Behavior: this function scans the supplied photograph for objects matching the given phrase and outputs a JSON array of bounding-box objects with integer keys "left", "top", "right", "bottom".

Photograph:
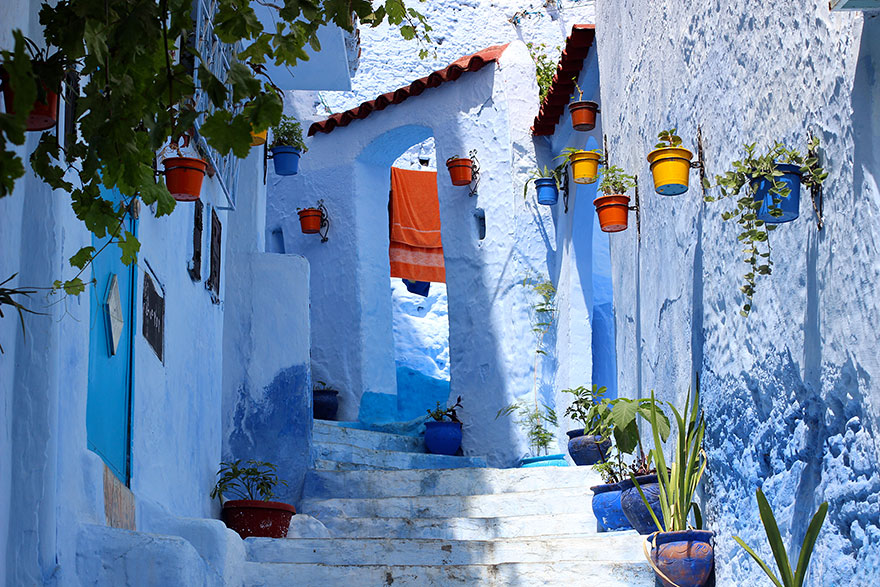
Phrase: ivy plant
[
  {"left": 210, "top": 459, "right": 288, "bottom": 502},
  {"left": 705, "top": 138, "right": 828, "bottom": 316}
]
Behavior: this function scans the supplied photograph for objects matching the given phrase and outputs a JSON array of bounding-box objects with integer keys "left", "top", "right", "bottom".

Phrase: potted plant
[
  {"left": 647, "top": 128, "right": 694, "bottom": 195},
  {"left": 446, "top": 155, "right": 474, "bottom": 186},
  {"left": 631, "top": 379, "right": 713, "bottom": 587},
  {"left": 161, "top": 134, "right": 208, "bottom": 202},
  {"left": 496, "top": 402, "right": 566, "bottom": 467},
  {"left": 425, "top": 396, "right": 463, "bottom": 456},
  {"left": 297, "top": 202, "right": 325, "bottom": 235},
  {"left": 568, "top": 78, "right": 600, "bottom": 132},
  {"left": 734, "top": 488, "right": 828, "bottom": 587},
  {"left": 270, "top": 114, "right": 307, "bottom": 176},
  {"left": 0, "top": 36, "right": 67, "bottom": 131},
  {"left": 561, "top": 384, "right": 611, "bottom": 465},
  {"left": 211, "top": 460, "right": 295, "bottom": 539},
  {"left": 706, "top": 139, "right": 828, "bottom": 316},
  {"left": 523, "top": 164, "right": 564, "bottom": 206},
  {"left": 313, "top": 380, "right": 339, "bottom": 420},
  {"left": 558, "top": 147, "right": 602, "bottom": 185},
  {"left": 594, "top": 165, "right": 637, "bottom": 232}
]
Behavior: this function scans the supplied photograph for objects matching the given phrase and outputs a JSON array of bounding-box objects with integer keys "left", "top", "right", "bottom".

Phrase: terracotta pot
[
  {"left": 446, "top": 157, "right": 473, "bottom": 186},
  {"left": 649, "top": 530, "right": 715, "bottom": 587},
  {"left": 298, "top": 208, "right": 323, "bottom": 234},
  {"left": 569, "top": 100, "right": 600, "bottom": 131},
  {"left": 162, "top": 157, "right": 207, "bottom": 202},
  {"left": 221, "top": 500, "right": 296, "bottom": 539},
  {"left": 593, "top": 194, "right": 630, "bottom": 233},
  {"left": 1, "top": 78, "right": 59, "bottom": 131}
]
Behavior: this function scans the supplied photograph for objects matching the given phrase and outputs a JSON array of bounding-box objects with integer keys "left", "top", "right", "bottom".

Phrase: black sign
[{"left": 142, "top": 272, "right": 164, "bottom": 362}]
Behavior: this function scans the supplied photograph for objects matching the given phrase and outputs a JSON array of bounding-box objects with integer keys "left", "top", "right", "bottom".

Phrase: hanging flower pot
[
  {"left": 424, "top": 421, "right": 462, "bottom": 456},
  {"left": 569, "top": 100, "right": 600, "bottom": 131},
  {"left": 446, "top": 157, "right": 474, "bottom": 186},
  {"left": 647, "top": 146, "right": 694, "bottom": 196},
  {"left": 250, "top": 129, "right": 267, "bottom": 147},
  {"left": 535, "top": 177, "right": 559, "bottom": 206},
  {"left": 162, "top": 156, "right": 207, "bottom": 202},
  {"left": 220, "top": 500, "right": 296, "bottom": 539},
  {"left": 647, "top": 530, "right": 715, "bottom": 587},
  {"left": 1, "top": 83, "right": 59, "bottom": 131},
  {"left": 298, "top": 208, "right": 323, "bottom": 234},
  {"left": 751, "top": 163, "right": 802, "bottom": 223},
  {"left": 593, "top": 195, "right": 630, "bottom": 232},
  {"left": 590, "top": 482, "right": 633, "bottom": 532},
  {"left": 269, "top": 114, "right": 308, "bottom": 176},
  {"left": 569, "top": 150, "right": 601, "bottom": 184},
  {"left": 271, "top": 146, "right": 302, "bottom": 176}
]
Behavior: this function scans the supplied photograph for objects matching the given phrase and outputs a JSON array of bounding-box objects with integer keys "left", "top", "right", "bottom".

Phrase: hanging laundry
[
  {"left": 402, "top": 279, "right": 430, "bottom": 297},
  {"left": 389, "top": 167, "right": 446, "bottom": 283}
]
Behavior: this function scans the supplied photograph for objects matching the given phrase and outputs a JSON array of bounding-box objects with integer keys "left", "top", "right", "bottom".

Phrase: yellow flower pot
[
  {"left": 646, "top": 147, "right": 693, "bottom": 195},
  {"left": 569, "top": 150, "right": 602, "bottom": 184},
  {"left": 250, "top": 129, "right": 268, "bottom": 147}
]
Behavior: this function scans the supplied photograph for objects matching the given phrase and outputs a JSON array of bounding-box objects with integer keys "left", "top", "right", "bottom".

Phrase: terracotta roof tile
[
  {"left": 532, "top": 25, "right": 596, "bottom": 136},
  {"left": 308, "top": 44, "right": 510, "bottom": 136}
]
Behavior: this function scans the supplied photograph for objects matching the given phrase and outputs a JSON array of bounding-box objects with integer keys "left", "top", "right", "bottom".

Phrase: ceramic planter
[
  {"left": 535, "top": 177, "right": 559, "bottom": 205},
  {"left": 424, "top": 421, "right": 462, "bottom": 456},
  {"left": 298, "top": 208, "right": 323, "bottom": 234},
  {"left": 647, "top": 147, "right": 694, "bottom": 196},
  {"left": 569, "top": 100, "right": 600, "bottom": 131},
  {"left": 162, "top": 157, "right": 207, "bottom": 202},
  {"left": 446, "top": 157, "right": 474, "bottom": 186},
  {"left": 593, "top": 194, "right": 630, "bottom": 233},
  {"left": 649, "top": 530, "right": 715, "bottom": 587},
  {"left": 569, "top": 150, "right": 601, "bottom": 184},
  {"left": 520, "top": 454, "right": 569, "bottom": 468},
  {"left": 313, "top": 388, "right": 339, "bottom": 420},
  {"left": 618, "top": 474, "right": 664, "bottom": 535},
  {"left": 271, "top": 146, "right": 302, "bottom": 176},
  {"left": 221, "top": 500, "right": 296, "bottom": 539},
  {"left": 751, "top": 163, "right": 802, "bottom": 223},
  {"left": 590, "top": 483, "right": 633, "bottom": 532},
  {"left": 565, "top": 429, "right": 611, "bottom": 466},
  {"left": 0, "top": 74, "right": 59, "bottom": 131}
]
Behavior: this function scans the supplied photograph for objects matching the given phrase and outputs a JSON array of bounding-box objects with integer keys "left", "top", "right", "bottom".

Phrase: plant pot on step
[
  {"left": 162, "top": 157, "right": 207, "bottom": 202},
  {"left": 0, "top": 72, "right": 59, "bottom": 131},
  {"left": 271, "top": 146, "right": 302, "bottom": 176},
  {"left": 751, "top": 163, "right": 802, "bottom": 223},
  {"left": 221, "top": 500, "right": 296, "bottom": 539},
  {"left": 566, "top": 429, "right": 611, "bottom": 466},
  {"left": 424, "top": 421, "right": 462, "bottom": 456},
  {"left": 647, "top": 146, "right": 694, "bottom": 196},
  {"left": 593, "top": 194, "right": 630, "bottom": 233},
  {"left": 647, "top": 530, "right": 715, "bottom": 587},
  {"left": 446, "top": 157, "right": 474, "bottom": 186},
  {"left": 618, "top": 474, "right": 664, "bottom": 535},
  {"left": 535, "top": 177, "right": 559, "bottom": 205},
  {"left": 520, "top": 453, "right": 569, "bottom": 468},
  {"left": 569, "top": 100, "right": 600, "bottom": 131},
  {"left": 313, "top": 388, "right": 339, "bottom": 420},
  {"left": 569, "top": 150, "right": 601, "bottom": 184},
  {"left": 590, "top": 482, "right": 633, "bottom": 532},
  {"left": 298, "top": 208, "right": 323, "bottom": 234}
]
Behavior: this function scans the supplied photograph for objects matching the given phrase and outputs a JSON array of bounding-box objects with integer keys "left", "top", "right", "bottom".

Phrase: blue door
[{"left": 86, "top": 188, "right": 136, "bottom": 483}]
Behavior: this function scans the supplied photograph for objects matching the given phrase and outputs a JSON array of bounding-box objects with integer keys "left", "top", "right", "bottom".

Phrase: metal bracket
[
  {"left": 263, "top": 141, "right": 268, "bottom": 185},
  {"left": 629, "top": 174, "right": 641, "bottom": 242},
  {"left": 317, "top": 199, "right": 330, "bottom": 243},
  {"left": 807, "top": 132, "right": 824, "bottom": 231},
  {"left": 562, "top": 164, "right": 570, "bottom": 213},
  {"left": 603, "top": 134, "right": 610, "bottom": 168},
  {"left": 692, "top": 125, "right": 709, "bottom": 199},
  {"left": 468, "top": 149, "right": 481, "bottom": 197}
]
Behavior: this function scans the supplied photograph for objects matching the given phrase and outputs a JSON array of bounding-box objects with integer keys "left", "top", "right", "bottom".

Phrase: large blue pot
[
  {"left": 566, "top": 429, "right": 611, "bottom": 466},
  {"left": 649, "top": 529, "right": 715, "bottom": 587},
  {"left": 751, "top": 163, "right": 801, "bottom": 223},
  {"left": 619, "top": 474, "right": 664, "bottom": 535},
  {"left": 590, "top": 482, "right": 632, "bottom": 532},
  {"left": 520, "top": 453, "right": 569, "bottom": 467},
  {"left": 271, "top": 146, "right": 302, "bottom": 176},
  {"left": 535, "top": 177, "right": 559, "bottom": 205},
  {"left": 424, "top": 421, "right": 462, "bottom": 456}
]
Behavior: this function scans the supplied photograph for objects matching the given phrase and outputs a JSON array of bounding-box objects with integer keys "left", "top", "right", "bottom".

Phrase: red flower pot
[
  {"left": 594, "top": 194, "right": 630, "bottom": 233},
  {"left": 298, "top": 208, "right": 323, "bottom": 234},
  {"left": 569, "top": 100, "right": 600, "bottom": 132},
  {"left": 446, "top": 157, "right": 474, "bottom": 186},
  {"left": 162, "top": 157, "right": 207, "bottom": 202},
  {"left": 221, "top": 500, "right": 296, "bottom": 539},
  {"left": 1, "top": 78, "right": 59, "bottom": 131}
]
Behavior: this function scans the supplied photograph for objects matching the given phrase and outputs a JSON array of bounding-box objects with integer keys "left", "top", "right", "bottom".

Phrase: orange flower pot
[
  {"left": 594, "top": 194, "right": 630, "bottom": 233},
  {"left": 162, "top": 157, "right": 207, "bottom": 202},
  {"left": 446, "top": 157, "right": 474, "bottom": 186},
  {"left": 569, "top": 101, "right": 600, "bottom": 132},
  {"left": 298, "top": 208, "right": 323, "bottom": 234},
  {"left": 1, "top": 80, "right": 59, "bottom": 131}
]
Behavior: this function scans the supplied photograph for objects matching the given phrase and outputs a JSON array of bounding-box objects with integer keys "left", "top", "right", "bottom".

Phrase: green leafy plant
[
  {"left": 526, "top": 42, "right": 560, "bottom": 103},
  {"left": 599, "top": 165, "right": 637, "bottom": 195},
  {"left": 571, "top": 76, "right": 584, "bottom": 102},
  {"left": 655, "top": 128, "right": 683, "bottom": 149},
  {"left": 706, "top": 138, "right": 828, "bottom": 316},
  {"left": 0, "top": 273, "right": 44, "bottom": 353},
  {"left": 496, "top": 402, "right": 558, "bottom": 456},
  {"left": 523, "top": 164, "right": 564, "bottom": 199},
  {"left": 556, "top": 147, "right": 603, "bottom": 162},
  {"left": 733, "top": 489, "right": 828, "bottom": 587},
  {"left": 427, "top": 395, "right": 463, "bottom": 423},
  {"left": 270, "top": 114, "right": 307, "bottom": 151},
  {"left": 562, "top": 384, "right": 608, "bottom": 434},
  {"left": 210, "top": 459, "right": 288, "bottom": 502}
]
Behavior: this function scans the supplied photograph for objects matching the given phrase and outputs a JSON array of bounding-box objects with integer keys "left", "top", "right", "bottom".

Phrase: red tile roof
[
  {"left": 308, "top": 44, "right": 510, "bottom": 136},
  {"left": 531, "top": 24, "right": 596, "bottom": 136}
]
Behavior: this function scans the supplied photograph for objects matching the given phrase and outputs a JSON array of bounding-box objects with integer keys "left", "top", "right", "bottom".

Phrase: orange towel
[{"left": 389, "top": 167, "right": 446, "bottom": 283}]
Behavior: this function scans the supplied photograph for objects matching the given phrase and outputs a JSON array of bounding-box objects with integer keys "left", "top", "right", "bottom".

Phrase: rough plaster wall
[{"left": 596, "top": 1, "right": 880, "bottom": 583}]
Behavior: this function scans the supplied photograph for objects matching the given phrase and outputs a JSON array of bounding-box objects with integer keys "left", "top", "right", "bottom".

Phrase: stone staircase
[{"left": 241, "top": 420, "right": 655, "bottom": 586}]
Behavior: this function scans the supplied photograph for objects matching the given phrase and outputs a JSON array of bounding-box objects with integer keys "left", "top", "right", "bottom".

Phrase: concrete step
[
  {"left": 245, "top": 532, "right": 645, "bottom": 566},
  {"left": 313, "top": 421, "right": 425, "bottom": 453},
  {"left": 314, "top": 442, "right": 487, "bottom": 471},
  {"left": 304, "top": 465, "right": 602, "bottom": 499},
  {"left": 300, "top": 487, "right": 595, "bottom": 520},
  {"left": 242, "top": 559, "right": 655, "bottom": 586}
]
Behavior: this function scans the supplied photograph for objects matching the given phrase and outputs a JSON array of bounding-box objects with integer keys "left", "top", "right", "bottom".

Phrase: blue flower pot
[
  {"left": 520, "top": 453, "right": 569, "bottom": 467},
  {"left": 566, "top": 429, "right": 611, "bottom": 466},
  {"left": 424, "top": 421, "right": 462, "bottom": 456},
  {"left": 271, "top": 146, "right": 302, "bottom": 176},
  {"left": 618, "top": 474, "right": 664, "bottom": 535},
  {"left": 590, "top": 482, "right": 632, "bottom": 532},
  {"left": 750, "top": 163, "right": 801, "bottom": 223},
  {"left": 649, "top": 530, "right": 715, "bottom": 587},
  {"left": 535, "top": 178, "right": 559, "bottom": 205}
]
